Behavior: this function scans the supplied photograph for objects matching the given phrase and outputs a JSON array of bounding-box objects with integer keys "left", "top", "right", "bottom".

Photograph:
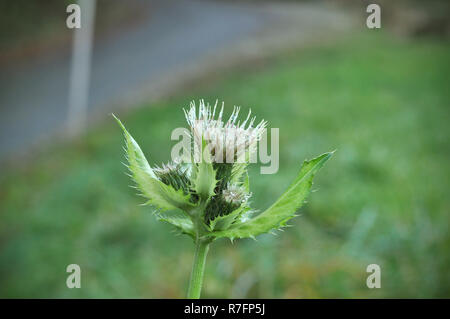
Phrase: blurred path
[{"left": 0, "top": 0, "right": 354, "bottom": 162}]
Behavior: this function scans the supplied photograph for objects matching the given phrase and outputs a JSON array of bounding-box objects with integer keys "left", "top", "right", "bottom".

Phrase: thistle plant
[{"left": 114, "top": 100, "right": 332, "bottom": 298}]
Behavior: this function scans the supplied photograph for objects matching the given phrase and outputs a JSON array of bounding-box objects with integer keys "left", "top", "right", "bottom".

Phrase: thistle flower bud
[
  {"left": 204, "top": 183, "right": 251, "bottom": 224},
  {"left": 154, "top": 160, "right": 191, "bottom": 196}
]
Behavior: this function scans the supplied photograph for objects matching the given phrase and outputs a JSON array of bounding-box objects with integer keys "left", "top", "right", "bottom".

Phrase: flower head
[{"left": 184, "top": 100, "right": 266, "bottom": 163}]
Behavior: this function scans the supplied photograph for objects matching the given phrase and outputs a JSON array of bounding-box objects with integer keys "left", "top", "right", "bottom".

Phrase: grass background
[{"left": 0, "top": 31, "right": 449, "bottom": 298}]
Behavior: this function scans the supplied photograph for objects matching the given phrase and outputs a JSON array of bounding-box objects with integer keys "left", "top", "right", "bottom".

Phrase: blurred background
[{"left": 0, "top": 0, "right": 449, "bottom": 298}]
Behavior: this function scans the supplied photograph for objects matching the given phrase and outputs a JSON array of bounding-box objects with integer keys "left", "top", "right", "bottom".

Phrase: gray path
[
  {"left": 0, "top": 0, "right": 353, "bottom": 163},
  {"left": 0, "top": 0, "right": 267, "bottom": 161}
]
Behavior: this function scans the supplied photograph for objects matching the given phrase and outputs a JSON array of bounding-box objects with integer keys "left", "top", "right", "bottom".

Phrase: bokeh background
[{"left": 0, "top": 0, "right": 449, "bottom": 298}]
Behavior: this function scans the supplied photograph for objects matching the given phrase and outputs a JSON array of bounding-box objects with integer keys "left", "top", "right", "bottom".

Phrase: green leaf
[
  {"left": 230, "top": 163, "right": 247, "bottom": 185},
  {"left": 207, "top": 152, "right": 333, "bottom": 240},
  {"left": 156, "top": 212, "right": 195, "bottom": 238},
  {"left": 243, "top": 171, "right": 250, "bottom": 193},
  {"left": 143, "top": 179, "right": 195, "bottom": 212},
  {"left": 114, "top": 114, "right": 194, "bottom": 211},
  {"left": 208, "top": 205, "right": 249, "bottom": 231},
  {"left": 193, "top": 138, "right": 217, "bottom": 201}
]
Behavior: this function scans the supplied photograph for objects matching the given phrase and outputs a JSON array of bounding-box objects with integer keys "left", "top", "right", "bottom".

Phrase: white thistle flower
[{"left": 184, "top": 100, "right": 267, "bottom": 163}]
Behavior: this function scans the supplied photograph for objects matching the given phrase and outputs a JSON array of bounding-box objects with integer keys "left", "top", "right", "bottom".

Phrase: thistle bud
[
  {"left": 222, "top": 184, "right": 251, "bottom": 206},
  {"left": 204, "top": 184, "right": 251, "bottom": 224},
  {"left": 154, "top": 161, "right": 191, "bottom": 196}
]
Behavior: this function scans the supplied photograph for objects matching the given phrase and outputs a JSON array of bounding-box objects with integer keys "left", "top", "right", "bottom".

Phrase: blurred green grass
[{"left": 1, "top": 32, "right": 449, "bottom": 298}]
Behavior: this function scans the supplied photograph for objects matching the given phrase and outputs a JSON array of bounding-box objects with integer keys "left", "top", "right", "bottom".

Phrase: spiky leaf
[
  {"left": 208, "top": 205, "right": 249, "bottom": 231},
  {"left": 243, "top": 171, "right": 250, "bottom": 193},
  {"left": 157, "top": 213, "right": 195, "bottom": 238},
  {"left": 207, "top": 152, "right": 333, "bottom": 240},
  {"left": 114, "top": 114, "right": 194, "bottom": 211}
]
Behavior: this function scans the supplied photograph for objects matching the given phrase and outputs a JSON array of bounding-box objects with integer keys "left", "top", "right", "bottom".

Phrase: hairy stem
[{"left": 187, "top": 238, "right": 210, "bottom": 299}]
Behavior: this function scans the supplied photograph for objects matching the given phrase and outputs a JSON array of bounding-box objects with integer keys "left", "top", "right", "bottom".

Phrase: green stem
[{"left": 187, "top": 238, "right": 210, "bottom": 299}]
